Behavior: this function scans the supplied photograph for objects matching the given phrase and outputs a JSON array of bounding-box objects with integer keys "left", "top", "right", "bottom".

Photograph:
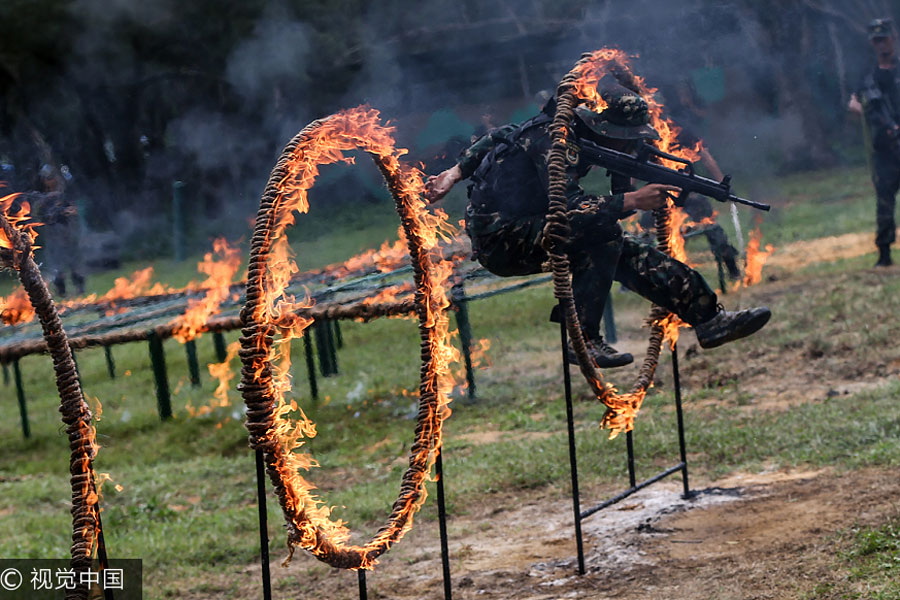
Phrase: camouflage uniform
[
  {"left": 460, "top": 99, "right": 718, "bottom": 339},
  {"left": 859, "top": 61, "right": 900, "bottom": 250}
]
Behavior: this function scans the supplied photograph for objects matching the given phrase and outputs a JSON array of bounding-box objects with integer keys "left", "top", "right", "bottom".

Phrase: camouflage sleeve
[{"left": 456, "top": 124, "right": 518, "bottom": 179}]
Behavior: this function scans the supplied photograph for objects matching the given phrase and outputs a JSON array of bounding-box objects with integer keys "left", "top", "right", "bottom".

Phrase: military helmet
[
  {"left": 869, "top": 18, "right": 894, "bottom": 40},
  {"left": 575, "top": 76, "right": 660, "bottom": 141}
]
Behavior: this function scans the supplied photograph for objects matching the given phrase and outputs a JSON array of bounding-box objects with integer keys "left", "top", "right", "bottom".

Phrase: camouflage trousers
[
  {"left": 467, "top": 210, "right": 718, "bottom": 338},
  {"left": 872, "top": 150, "right": 900, "bottom": 248}
]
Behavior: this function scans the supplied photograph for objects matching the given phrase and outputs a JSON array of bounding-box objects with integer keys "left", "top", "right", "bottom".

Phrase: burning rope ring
[
  {"left": 544, "top": 50, "right": 683, "bottom": 437},
  {"left": 0, "top": 209, "right": 99, "bottom": 599},
  {"left": 239, "top": 108, "right": 455, "bottom": 570}
]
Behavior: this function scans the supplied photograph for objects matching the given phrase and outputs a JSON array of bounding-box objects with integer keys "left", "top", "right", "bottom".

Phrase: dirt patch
[{"left": 245, "top": 467, "right": 898, "bottom": 600}]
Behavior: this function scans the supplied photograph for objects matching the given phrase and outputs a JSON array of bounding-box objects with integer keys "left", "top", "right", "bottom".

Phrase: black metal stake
[
  {"left": 302, "top": 333, "right": 319, "bottom": 402},
  {"left": 2, "top": 361, "right": 9, "bottom": 386},
  {"left": 213, "top": 331, "right": 228, "bottom": 363},
  {"left": 92, "top": 479, "right": 114, "bottom": 600},
  {"left": 12, "top": 359, "right": 30, "bottom": 438},
  {"left": 104, "top": 346, "right": 116, "bottom": 379},
  {"left": 147, "top": 331, "right": 172, "bottom": 421},
  {"left": 559, "top": 315, "right": 585, "bottom": 575},
  {"left": 625, "top": 430, "right": 636, "bottom": 489},
  {"left": 435, "top": 449, "right": 453, "bottom": 600},
  {"left": 451, "top": 284, "right": 477, "bottom": 401},
  {"left": 671, "top": 344, "right": 691, "bottom": 498},
  {"left": 314, "top": 320, "right": 330, "bottom": 377},
  {"left": 358, "top": 569, "right": 367, "bottom": 600},
  {"left": 185, "top": 339, "right": 201, "bottom": 387},
  {"left": 255, "top": 448, "right": 272, "bottom": 600},
  {"left": 333, "top": 320, "right": 343, "bottom": 348},
  {"left": 325, "top": 320, "right": 339, "bottom": 375}
]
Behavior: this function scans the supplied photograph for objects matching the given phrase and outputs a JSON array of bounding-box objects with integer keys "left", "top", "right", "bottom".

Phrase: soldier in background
[
  {"left": 29, "top": 164, "right": 85, "bottom": 296},
  {"left": 849, "top": 18, "right": 900, "bottom": 267}
]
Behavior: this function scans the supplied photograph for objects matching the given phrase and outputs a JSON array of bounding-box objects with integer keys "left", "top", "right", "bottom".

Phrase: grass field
[{"left": 1, "top": 165, "right": 899, "bottom": 599}]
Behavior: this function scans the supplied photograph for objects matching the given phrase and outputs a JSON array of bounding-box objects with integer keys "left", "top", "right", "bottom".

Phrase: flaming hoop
[
  {"left": 0, "top": 193, "right": 100, "bottom": 599},
  {"left": 239, "top": 107, "right": 456, "bottom": 570},
  {"left": 545, "top": 49, "right": 700, "bottom": 437}
]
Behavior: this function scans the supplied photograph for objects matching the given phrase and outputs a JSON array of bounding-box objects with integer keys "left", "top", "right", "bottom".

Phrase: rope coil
[
  {"left": 0, "top": 213, "right": 99, "bottom": 600},
  {"left": 238, "top": 109, "right": 455, "bottom": 570},
  {"left": 545, "top": 50, "right": 681, "bottom": 436}
]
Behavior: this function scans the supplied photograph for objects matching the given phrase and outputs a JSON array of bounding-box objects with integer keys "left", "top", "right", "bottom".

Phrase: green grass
[{"left": 1, "top": 165, "right": 898, "bottom": 598}]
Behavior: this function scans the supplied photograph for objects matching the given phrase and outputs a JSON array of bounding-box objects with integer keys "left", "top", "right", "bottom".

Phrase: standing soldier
[
  {"left": 30, "top": 164, "right": 86, "bottom": 297},
  {"left": 851, "top": 18, "right": 900, "bottom": 267}
]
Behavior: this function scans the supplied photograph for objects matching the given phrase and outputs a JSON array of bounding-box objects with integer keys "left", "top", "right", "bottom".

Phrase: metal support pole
[
  {"left": 2, "top": 361, "right": 9, "bottom": 386},
  {"left": 104, "top": 346, "right": 116, "bottom": 379},
  {"left": 255, "top": 449, "right": 272, "bottom": 600},
  {"left": 12, "top": 359, "right": 30, "bottom": 438},
  {"left": 358, "top": 569, "right": 368, "bottom": 600},
  {"left": 603, "top": 297, "right": 617, "bottom": 344},
  {"left": 185, "top": 339, "right": 201, "bottom": 387},
  {"left": 451, "top": 284, "right": 476, "bottom": 401},
  {"left": 147, "top": 331, "right": 172, "bottom": 421},
  {"left": 302, "top": 333, "right": 319, "bottom": 402},
  {"left": 559, "top": 313, "right": 585, "bottom": 575},
  {"left": 314, "top": 320, "right": 330, "bottom": 377},
  {"left": 172, "top": 181, "right": 186, "bottom": 262},
  {"left": 333, "top": 320, "right": 343, "bottom": 349},
  {"left": 625, "top": 430, "right": 636, "bottom": 488},
  {"left": 213, "top": 331, "right": 228, "bottom": 363},
  {"left": 671, "top": 344, "right": 691, "bottom": 498},
  {"left": 435, "top": 449, "right": 453, "bottom": 600},
  {"left": 325, "top": 320, "right": 339, "bottom": 375}
]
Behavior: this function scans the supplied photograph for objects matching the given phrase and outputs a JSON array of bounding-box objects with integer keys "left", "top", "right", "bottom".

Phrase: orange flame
[
  {"left": 172, "top": 238, "right": 242, "bottom": 343},
  {"left": 361, "top": 282, "right": 415, "bottom": 306},
  {"left": 100, "top": 266, "right": 171, "bottom": 314},
  {"left": 187, "top": 340, "right": 241, "bottom": 417},
  {"left": 1, "top": 286, "right": 35, "bottom": 325},
  {"left": 246, "top": 107, "right": 459, "bottom": 568},
  {"left": 742, "top": 227, "right": 774, "bottom": 287},
  {"left": 0, "top": 192, "right": 39, "bottom": 251}
]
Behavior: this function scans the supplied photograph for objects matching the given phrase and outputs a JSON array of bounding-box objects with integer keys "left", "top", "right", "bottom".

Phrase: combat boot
[
  {"left": 875, "top": 245, "right": 893, "bottom": 267},
  {"left": 693, "top": 305, "right": 771, "bottom": 349},
  {"left": 567, "top": 336, "right": 634, "bottom": 368}
]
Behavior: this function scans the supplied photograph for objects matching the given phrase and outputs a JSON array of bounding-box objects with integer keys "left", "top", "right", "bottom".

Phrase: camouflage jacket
[
  {"left": 859, "top": 63, "right": 900, "bottom": 153},
  {"left": 458, "top": 99, "right": 630, "bottom": 232}
]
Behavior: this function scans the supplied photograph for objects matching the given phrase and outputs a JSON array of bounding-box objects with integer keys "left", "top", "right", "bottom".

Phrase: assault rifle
[{"left": 577, "top": 139, "right": 771, "bottom": 212}]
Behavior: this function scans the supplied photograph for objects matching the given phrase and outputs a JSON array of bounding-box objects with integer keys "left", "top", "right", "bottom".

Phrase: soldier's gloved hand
[
  {"left": 623, "top": 184, "right": 681, "bottom": 212},
  {"left": 425, "top": 164, "right": 463, "bottom": 204}
]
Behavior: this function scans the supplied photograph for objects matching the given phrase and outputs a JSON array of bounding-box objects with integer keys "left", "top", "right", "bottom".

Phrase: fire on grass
[{"left": 239, "top": 106, "right": 459, "bottom": 570}]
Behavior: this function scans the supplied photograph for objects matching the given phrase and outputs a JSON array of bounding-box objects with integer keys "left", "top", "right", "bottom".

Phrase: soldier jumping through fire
[{"left": 426, "top": 76, "right": 771, "bottom": 368}]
